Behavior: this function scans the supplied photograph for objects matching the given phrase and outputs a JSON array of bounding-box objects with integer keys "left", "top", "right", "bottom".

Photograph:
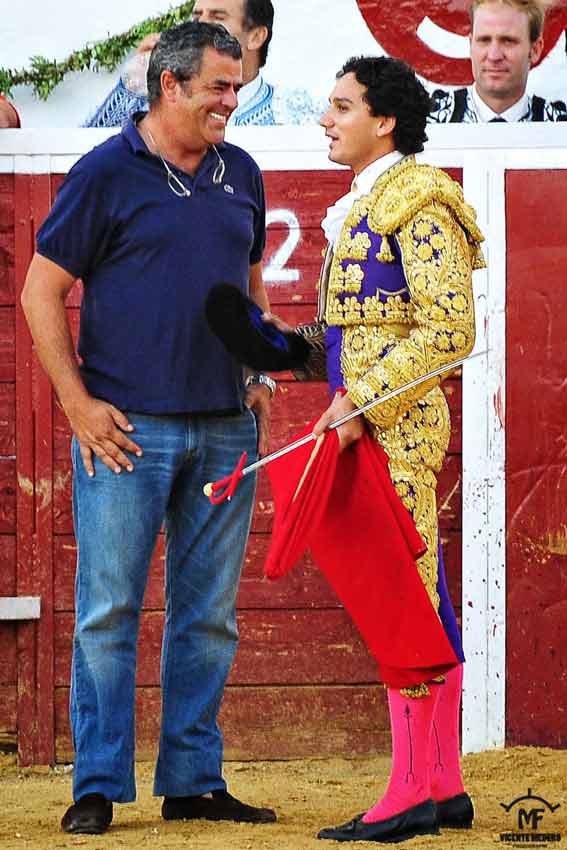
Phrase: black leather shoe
[
  {"left": 318, "top": 799, "right": 439, "bottom": 843},
  {"left": 61, "top": 793, "right": 113, "bottom": 834},
  {"left": 162, "top": 789, "right": 277, "bottom": 823},
  {"left": 435, "top": 792, "right": 474, "bottom": 829}
]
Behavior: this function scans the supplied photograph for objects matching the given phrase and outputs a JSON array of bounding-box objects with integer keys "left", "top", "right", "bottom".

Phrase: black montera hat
[{"left": 205, "top": 284, "right": 311, "bottom": 372}]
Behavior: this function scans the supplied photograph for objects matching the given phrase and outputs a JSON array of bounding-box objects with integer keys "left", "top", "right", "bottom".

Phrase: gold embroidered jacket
[{"left": 324, "top": 156, "right": 484, "bottom": 472}]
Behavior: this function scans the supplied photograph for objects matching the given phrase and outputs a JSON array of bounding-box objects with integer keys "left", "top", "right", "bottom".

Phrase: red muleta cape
[{"left": 264, "top": 422, "right": 458, "bottom": 688}]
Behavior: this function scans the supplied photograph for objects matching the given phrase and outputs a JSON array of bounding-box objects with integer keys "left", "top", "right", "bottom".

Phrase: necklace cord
[{"left": 146, "top": 126, "right": 225, "bottom": 196}]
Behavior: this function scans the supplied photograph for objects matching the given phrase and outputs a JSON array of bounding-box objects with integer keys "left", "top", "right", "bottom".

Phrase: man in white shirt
[
  {"left": 86, "top": 0, "right": 322, "bottom": 127},
  {"left": 429, "top": 0, "right": 567, "bottom": 122}
]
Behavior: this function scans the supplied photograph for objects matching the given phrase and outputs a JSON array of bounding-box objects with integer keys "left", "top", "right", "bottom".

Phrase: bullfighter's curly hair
[{"left": 337, "top": 56, "right": 431, "bottom": 156}]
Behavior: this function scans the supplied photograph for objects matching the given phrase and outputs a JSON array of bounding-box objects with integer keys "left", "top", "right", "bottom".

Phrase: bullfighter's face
[{"left": 320, "top": 72, "right": 395, "bottom": 176}]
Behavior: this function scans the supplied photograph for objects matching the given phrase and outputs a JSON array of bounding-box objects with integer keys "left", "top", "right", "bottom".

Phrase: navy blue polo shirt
[{"left": 36, "top": 119, "right": 266, "bottom": 414}]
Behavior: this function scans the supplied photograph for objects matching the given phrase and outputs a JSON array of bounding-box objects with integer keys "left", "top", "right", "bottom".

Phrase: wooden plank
[
  {"left": 29, "top": 173, "right": 55, "bottom": 765},
  {"left": 444, "top": 377, "right": 462, "bottom": 454},
  {"left": 0, "top": 382, "right": 15, "bottom": 455},
  {"left": 0, "top": 622, "right": 17, "bottom": 684},
  {"left": 14, "top": 170, "right": 36, "bottom": 765},
  {"left": 0, "top": 307, "right": 15, "bottom": 381},
  {"left": 505, "top": 169, "right": 567, "bottom": 749},
  {"left": 54, "top": 684, "right": 389, "bottom": 762},
  {"left": 239, "top": 535, "right": 342, "bottom": 610},
  {"left": 0, "top": 685, "right": 17, "bottom": 734},
  {"left": 0, "top": 535, "right": 16, "bottom": 594},
  {"left": 0, "top": 173, "right": 15, "bottom": 306},
  {"left": 53, "top": 533, "right": 342, "bottom": 613},
  {"left": 441, "top": 529, "right": 463, "bottom": 607},
  {"left": 264, "top": 227, "right": 327, "bottom": 305},
  {"left": 0, "top": 458, "right": 16, "bottom": 532},
  {"left": 0, "top": 233, "right": 15, "bottom": 307},
  {"left": 264, "top": 171, "right": 352, "bottom": 229},
  {"left": 53, "top": 609, "right": 378, "bottom": 688},
  {"left": 52, "top": 530, "right": 462, "bottom": 617},
  {"left": 14, "top": 170, "right": 55, "bottom": 764},
  {"left": 436, "top": 454, "right": 462, "bottom": 531}
]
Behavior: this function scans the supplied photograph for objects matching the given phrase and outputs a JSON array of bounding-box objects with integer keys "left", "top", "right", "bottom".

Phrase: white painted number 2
[{"left": 264, "top": 209, "right": 300, "bottom": 283}]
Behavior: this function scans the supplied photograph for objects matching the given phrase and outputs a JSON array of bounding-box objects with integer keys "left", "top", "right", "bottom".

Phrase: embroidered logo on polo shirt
[{"left": 224, "top": 184, "right": 235, "bottom": 194}]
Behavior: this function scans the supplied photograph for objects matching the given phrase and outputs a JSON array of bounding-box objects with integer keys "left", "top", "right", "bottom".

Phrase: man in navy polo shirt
[{"left": 21, "top": 21, "right": 276, "bottom": 836}]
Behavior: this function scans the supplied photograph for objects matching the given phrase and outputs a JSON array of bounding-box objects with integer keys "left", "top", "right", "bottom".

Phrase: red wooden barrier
[
  {"left": 0, "top": 167, "right": 464, "bottom": 764},
  {"left": 506, "top": 169, "right": 567, "bottom": 748}
]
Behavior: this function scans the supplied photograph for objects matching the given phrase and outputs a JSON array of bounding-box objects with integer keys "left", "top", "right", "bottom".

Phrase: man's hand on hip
[
  {"left": 64, "top": 395, "right": 143, "bottom": 477},
  {"left": 244, "top": 384, "right": 272, "bottom": 457},
  {"left": 313, "top": 390, "right": 365, "bottom": 452}
]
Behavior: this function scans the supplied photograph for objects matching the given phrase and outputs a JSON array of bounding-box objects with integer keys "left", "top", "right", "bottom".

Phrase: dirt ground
[{"left": 0, "top": 747, "right": 566, "bottom": 850}]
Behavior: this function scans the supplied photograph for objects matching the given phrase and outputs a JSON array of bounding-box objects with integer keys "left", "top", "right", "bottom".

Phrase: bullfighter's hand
[
  {"left": 261, "top": 311, "right": 294, "bottom": 334},
  {"left": 313, "top": 390, "right": 365, "bottom": 452}
]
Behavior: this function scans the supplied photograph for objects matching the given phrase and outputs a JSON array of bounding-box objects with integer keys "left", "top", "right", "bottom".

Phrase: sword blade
[{"left": 242, "top": 350, "right": 485, "bottom": 477}]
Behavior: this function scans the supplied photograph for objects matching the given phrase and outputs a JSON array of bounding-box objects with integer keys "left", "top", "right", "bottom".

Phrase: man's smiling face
[{"left": 176, "top": 47, "right": 243, "bottom": 149}]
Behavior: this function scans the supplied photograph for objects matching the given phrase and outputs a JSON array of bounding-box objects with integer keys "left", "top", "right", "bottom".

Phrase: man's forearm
[
  {"left": 249, "top": 261, "right": 270, "bottom": 312},
  {"left": 21, "top": 286, "right": 89, "bottom": 414}
]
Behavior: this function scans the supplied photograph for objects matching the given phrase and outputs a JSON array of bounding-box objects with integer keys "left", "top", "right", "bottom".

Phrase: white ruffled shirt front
[{"left": 321, "top": 150, "right": 405, "bottom": 246}]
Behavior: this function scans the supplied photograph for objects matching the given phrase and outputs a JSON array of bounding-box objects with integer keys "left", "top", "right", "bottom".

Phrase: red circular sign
[{"left": 356, "top": 0, "right": 567, "bottom": 85}]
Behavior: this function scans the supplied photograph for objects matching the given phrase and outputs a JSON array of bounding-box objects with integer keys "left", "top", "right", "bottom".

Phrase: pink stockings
[
  {"left": 429, "top": 664, "right": 466, "bottom": 803},
  {"left": 362, "top": 665, "right": 465, "bottom": 824}
]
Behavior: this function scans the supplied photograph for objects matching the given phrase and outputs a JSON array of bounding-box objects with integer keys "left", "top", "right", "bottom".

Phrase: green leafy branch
[{"left": 0, "top": 1, "right": 195, "bottom": 100}]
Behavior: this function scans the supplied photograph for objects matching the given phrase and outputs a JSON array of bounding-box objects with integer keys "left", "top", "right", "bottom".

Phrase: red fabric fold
[{"left": 265, "top": 422, "right": 458, "bottom": 688}]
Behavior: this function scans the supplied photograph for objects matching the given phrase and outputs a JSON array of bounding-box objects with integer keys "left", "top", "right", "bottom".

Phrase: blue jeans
[{"left": 70, "top": 410, "right": 258, "bottom": 803}]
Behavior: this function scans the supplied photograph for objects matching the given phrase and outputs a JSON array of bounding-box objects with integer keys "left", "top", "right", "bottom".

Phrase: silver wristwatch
[{"left": 245, "top": 373, "right": 277, "bottom": 398}]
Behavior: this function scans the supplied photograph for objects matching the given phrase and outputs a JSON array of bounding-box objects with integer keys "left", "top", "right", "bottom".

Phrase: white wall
[{"left": 4, "top": 0, "right": 567, "bottom": 127}]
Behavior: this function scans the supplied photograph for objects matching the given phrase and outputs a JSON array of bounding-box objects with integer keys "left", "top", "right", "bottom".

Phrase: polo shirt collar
[
  {"left": 122, "top": 115, "right": 148, "bottom": 154},
  {"left": 122, "top": 116, "right": 223, "bottom": 174}
]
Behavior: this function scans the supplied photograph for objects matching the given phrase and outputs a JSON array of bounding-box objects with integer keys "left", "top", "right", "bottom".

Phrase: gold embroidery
[
  {"left": 331, "top": 159, "right": 481, "bottom": 628},
  {"left": 341, "top": 263, "right": 365, "bottom": 293},
  {"left": 366, "top": 156, "right": 485, "bottom": 265},
  {"left": 379, "top": 439, "right": 445, "bottom": 611},
  {"left": 348, "top": 200, "right": 476, "bottom": 431},
  {"left": 361, "top": 293, "right": 414, "bottom": 325},
  {"left": 336, "top": 230, "right": 372, "bottom": 262},
  {"left": 401, "top": 683, "right": 431, "bottom": 699},
  {"left": 325, "top": 157, "right": 485, "bottom": 329},
  {"left": 377, "top": 234, "right": 395, "bottom": 264}
]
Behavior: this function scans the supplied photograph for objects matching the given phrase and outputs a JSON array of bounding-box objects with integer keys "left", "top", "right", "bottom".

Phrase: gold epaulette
[{"left": 367, "top": 157, "right": 486, "bottom": 271}]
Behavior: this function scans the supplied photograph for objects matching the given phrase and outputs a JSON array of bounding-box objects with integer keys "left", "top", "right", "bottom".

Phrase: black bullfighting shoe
[
  {"left": 162, "top": 789, "right": 277, "bottom": 823},
  {"left": 317, "top": 799, "right": 439, "bottom": 843},
  {"left": 61, "top": 793, "right": 113, "bottom": 834},
  {"left": 435, "top": 792, "right": 474, "bottom": 829}
]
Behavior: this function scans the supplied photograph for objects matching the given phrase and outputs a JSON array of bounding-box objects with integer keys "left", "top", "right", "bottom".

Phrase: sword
[{"left": 204, "top": 350, "right": 485, "bottom": 504}]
